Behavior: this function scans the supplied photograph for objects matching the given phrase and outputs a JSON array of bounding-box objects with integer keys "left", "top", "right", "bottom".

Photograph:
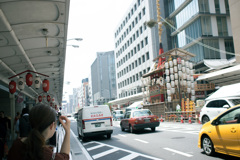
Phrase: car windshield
[
  {"left": 132, "top": 110, "right": 152, "bottom": 117},
  {"left": 229, "top": 99, "right": 240, "bottom": 105},
  {"left": 116, "top": 110, "right": 123, "bottom": 114}
]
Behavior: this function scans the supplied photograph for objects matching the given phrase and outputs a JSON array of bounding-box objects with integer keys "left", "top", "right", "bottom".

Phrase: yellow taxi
[{"left": 198, "top": 104, "right": 240, "bottom": 158}]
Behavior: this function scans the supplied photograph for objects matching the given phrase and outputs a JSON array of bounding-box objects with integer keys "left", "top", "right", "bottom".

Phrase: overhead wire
[{"left": 160, "top": 16, "right": 237, "bottom": 57}]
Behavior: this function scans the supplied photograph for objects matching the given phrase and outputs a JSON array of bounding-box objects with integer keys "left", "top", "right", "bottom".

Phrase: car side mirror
[
  {"left": 223, "top": 104, "right": 230, "bottom": 109},
  {"left": 211, "top": 119, "right": 219, "bottom": 126}
]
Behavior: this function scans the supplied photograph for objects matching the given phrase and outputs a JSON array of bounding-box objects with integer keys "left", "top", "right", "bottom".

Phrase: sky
[{"left": 63, "top": 0, "right": 133, "bottom": 99}]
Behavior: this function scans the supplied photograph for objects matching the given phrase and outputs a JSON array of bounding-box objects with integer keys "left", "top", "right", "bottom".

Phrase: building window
[
  {"left": 225, "top": 40, "right": 235, "bottom": 59},
  {"left": 136, "top": 73, "right": 139, "bottom": 81},
  {"left": 134, "top": 4, "right": 137, "bottom": 11},
  {"left": 144, "top": 23, "right": 147, "bottom": 30},
  {"left": 135, "top": 60, "right": 138, "bottom": 67},
  {"left": 146, "top": 52, "right": 150, "bottom": 60},
  {"left": 126, "top": 66, "right": 128, "bottom": 73},
  {"left": 130, "top": 77, "right": 132, "bottom": 83},
  {"left": 141, "top": 40, "right": 144, "bottom": 48},
  {"left": 133, "top": 75, "right": 135, "bottom": 82},
  {"left": 201, "top": 17, "right": 212, "bottom": 36},
  {"left": 203, "top": 39, "right": 220, "bottom": 59},
  {"left": 132, "top": 62, "right": 134, "bottom": 69},
  {"left": 131, "top": 8, "right": 134, "bottom": 15},
  {"left": 130, "top": 37, "right": 132, "bottom": 44},
  {"left": 143, "top": 69, "right": 146, "bottom": 74},
  {"left": 145, "top": 37, "right": 148, "bottom": 45},
  {"left": 217, "top": 17, "right": 228, "bottom": 36},
  {"left": 127, "top": 78, "right": 129, "bottom": 85},
  {"left": 133, "top": 34, "right": 136, "bottom": 41},
  {"left": 140, "top": 26, "right": 143, "bottom": 34},
  {"left": 199, "top": 0, "right": 209, "bottom": 13},
  {"left": 132, "top": 21, "right": 135, "bottom": 28},
  {"left": 138, "top": 57, "right": 141, "bottom": 65},
  {"left": 215, "top": 0, "right": 220, "bottom": 13},
  {"left": 225, "top": 0, "right": 229, "bottom": 14},
  {"left": 129, "top": 64, "right": 131, "bottom": 71},
  {"left": 142, "top": 7, "right": 145, "bottom": 15},
  {"left": 131, "top": 50, "right": 133, "bottom": 56},
  {"left": 147, "top": 67, "right": 150, "bottom": 71},
  {"left": 142, "top": 55, "right": 145, "bottom": 62},
  {"left": 139, "top": 72, "right": 142, "bottom": 77},
  {"left": 139, "top": 12, "right": 142, "bottom": 20},
  {"left": 136, "top": 30, "right": 139, "bottom": 37},
  {"left": 137, "top": 44, "right": 140, "bottom": 51},
  {"left": 128, "top": 52, "right": 130, "bottom": 58},
  {"left": 138, "top": 0, "right": 140, "bottom": 6},
  {"left": 134, "top": 47, "right": 137, "bottom": 54},
  {"left": 135, "top": 17, "right": 138, "bottom": 24}
]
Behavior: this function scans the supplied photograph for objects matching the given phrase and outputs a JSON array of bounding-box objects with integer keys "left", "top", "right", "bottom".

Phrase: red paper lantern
[
  {"left": 42, "top": 79, "right": 49, "bottom": 92},
  {"left": 177, "top": 57, "right": 181, "bottom": 64},
  {"left": 52, "top": 98, "right": 55, "bottom": 102},
  {"left": 50, "top": 102, "right": 53, "bottom": 107},
  {"left": 38, "top": 96, "right": 42, "bottom": 102},
  {"left": 9, "top": 80, "right": 16, "bottom": 94},
  {"left": 25, "top": 73, "right": 33, "bottom": 87},
  {"left": 47, "top": 95, "right": 51, "bottom": 102}
]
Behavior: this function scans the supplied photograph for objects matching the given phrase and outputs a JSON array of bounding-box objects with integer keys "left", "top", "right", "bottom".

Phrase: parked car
[
  {"left": 120, "top": 109, "right": 159, "bottom": 133},
  {"left": 77, "top": 105, "right": 113, "bottom": 141},
  {"left": 112, "top": 110, "right": 124, "bottom": 121},
  {"left": 200, "top": 97, "right": 240, "bottom": 124},
  {"left": 198, "top": 104, "right": 240, "bottom": 157}
]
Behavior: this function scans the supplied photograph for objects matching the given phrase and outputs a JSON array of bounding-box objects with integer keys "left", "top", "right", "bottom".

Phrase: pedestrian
[
  {"left": 0, "top": 111, "right": 8, "bottom": 160},
  {"left": 16, "top": 108, "right": 31, "bottom": 138},
  {"left": 8, "top": 104, "right": 70, "bottom": 160}
]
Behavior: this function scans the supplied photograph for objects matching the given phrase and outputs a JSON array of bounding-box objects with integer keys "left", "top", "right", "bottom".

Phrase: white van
[{"left": 77, "top": 105, "right": 113, "bottom": 141}]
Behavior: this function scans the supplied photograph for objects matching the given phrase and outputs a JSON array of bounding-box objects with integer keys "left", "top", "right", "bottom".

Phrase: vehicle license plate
[
  {"left": 144, "top": 119, "right": 150, "bottom": 122},
  {"left": 95, "top": 123, "right": 101, "bottom": 127}
]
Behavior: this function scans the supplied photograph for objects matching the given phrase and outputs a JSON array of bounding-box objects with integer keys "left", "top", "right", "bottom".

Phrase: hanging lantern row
[
  {"left": 37, "top": 94, "right": 55, "bottom": 103},
  {"left": 8, "top": 70, "right": 50, "bottom": 94}
]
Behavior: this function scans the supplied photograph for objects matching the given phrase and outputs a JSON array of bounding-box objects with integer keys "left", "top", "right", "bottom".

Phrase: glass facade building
[{"left": 163, "top": 0, "right": 234, "bottom": 72}]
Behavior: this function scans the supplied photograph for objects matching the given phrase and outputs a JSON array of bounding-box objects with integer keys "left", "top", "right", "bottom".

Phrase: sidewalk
[{"left": 57, "top": 125, "right": 92, "bottom": 160}]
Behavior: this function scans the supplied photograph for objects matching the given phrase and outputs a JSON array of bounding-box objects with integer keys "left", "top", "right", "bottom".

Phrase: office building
[
  {"left": 91, "top": 51, "right": 117, "bottom": 105},
  {"left": 114, "top": 0, "right": 160, "bottom": 100},
  {"left": 162, "top": 0, "right": 234, "bottom": 72}
]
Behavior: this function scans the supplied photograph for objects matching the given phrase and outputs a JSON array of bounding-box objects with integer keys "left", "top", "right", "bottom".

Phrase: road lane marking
[
  {"left": 87, "top": 144, "right": 105, "bottom": 151},
  {"left": 92, "top": 148, "right": 119, "bottom": 159},
  {"left": 163, "top": 148, "right": 193, "bottom": 157},
  {"left": 118, "top": 134, "right": 127, "bottom": 137},
  {"left": 134, "top": 139, "right": 149, "bottom": 143}
]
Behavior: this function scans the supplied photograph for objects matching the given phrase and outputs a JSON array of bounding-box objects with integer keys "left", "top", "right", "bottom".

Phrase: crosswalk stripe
[
  {"left": 92, "top": 148, "right": 119, "bottom": 159},
  {"left": 87, "top": 144, "right": 105, "bottom": 151},
  {"left": 118, "top": 153, "right": 139, "bottom": 160}
]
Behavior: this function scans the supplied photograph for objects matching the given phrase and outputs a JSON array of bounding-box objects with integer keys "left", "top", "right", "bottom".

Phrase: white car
[
  {"left": 200, "top": 97, "right": 240, "bottom": 124},
  {"left": 77, "top": 105, "right": 113, "bottom": 141}
]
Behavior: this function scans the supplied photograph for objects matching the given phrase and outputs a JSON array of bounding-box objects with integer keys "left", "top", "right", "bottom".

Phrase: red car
[{"left": 120, "top": 109, "right": 160, "bottom": 133}]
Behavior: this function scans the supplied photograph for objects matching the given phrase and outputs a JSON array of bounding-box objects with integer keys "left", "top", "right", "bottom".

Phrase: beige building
[{"left": 229, "top": 0, "right": 240, "bottom": 63}]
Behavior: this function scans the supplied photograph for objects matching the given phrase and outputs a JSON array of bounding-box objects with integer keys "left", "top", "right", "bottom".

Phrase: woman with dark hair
[{"left": 8, "top": 105, "right": 70, "bottom": 160}]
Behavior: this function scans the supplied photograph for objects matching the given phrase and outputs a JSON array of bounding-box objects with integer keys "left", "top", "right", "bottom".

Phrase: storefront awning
[
  {"left": 197, "top": 64, "right": 240, "bottom": 86},
  {"left": 108, "top": 92, "right": 143, "bottom": 105}
]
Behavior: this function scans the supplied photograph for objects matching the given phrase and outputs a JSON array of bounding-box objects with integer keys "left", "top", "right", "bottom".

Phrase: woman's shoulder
[
  {"left": 44, "top": 146, "right": 69, "bottom": 160},
  {"left": 8, "top": 139, "right": 26, "bottom": 160}
]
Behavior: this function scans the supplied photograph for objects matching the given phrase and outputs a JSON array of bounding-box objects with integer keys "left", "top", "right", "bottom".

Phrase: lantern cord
[{"left": 8, "top": 70, "right": 49, "bottom": 79}]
